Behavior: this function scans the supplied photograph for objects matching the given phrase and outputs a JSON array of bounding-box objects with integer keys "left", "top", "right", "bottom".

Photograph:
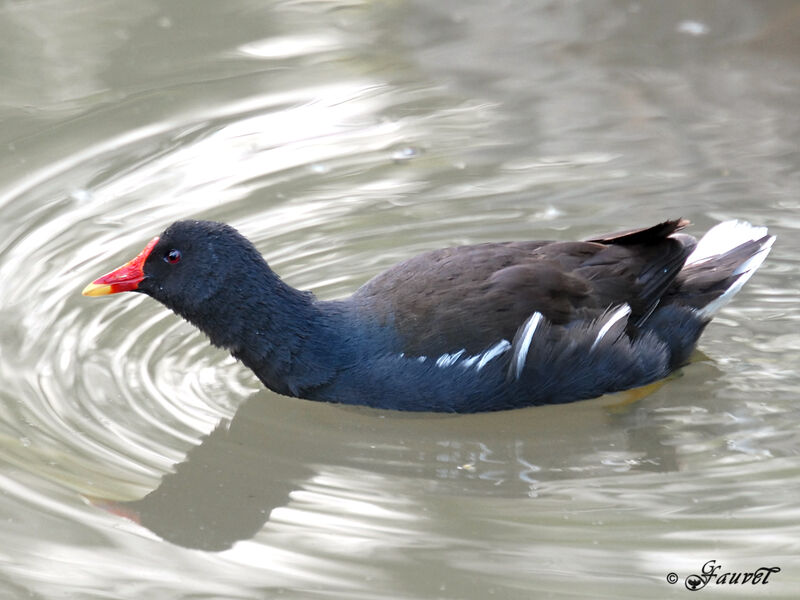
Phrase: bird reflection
[{"left": 91, "top": 380, "right": 693, "bottom": 551}]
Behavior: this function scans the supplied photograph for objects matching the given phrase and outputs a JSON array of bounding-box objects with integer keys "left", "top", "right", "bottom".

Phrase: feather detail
[{"left": 508, "top": 312, "right": 543, "bottom": 380}]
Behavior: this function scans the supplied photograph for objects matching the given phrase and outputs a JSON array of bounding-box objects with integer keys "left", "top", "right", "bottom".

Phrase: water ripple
[{"left": 0, "top": 2, "right": 798, "bottom": 597}]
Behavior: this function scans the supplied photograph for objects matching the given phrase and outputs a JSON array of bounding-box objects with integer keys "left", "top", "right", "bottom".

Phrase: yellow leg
[
  {"left": 604, "top": 378, "right": 670, "bottom": 411},
  {"left": 603, "top": 350, "right": 710, "bottom": 411}
]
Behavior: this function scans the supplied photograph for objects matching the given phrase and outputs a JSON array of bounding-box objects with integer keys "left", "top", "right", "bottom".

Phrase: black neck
[{"left": 176, "top": 262, "right": 342, "bottom": 398}]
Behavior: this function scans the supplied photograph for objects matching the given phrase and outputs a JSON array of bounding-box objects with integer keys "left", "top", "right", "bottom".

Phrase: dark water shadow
[{"left": 88, "top": 371, "right": 716, "bottom": 551}]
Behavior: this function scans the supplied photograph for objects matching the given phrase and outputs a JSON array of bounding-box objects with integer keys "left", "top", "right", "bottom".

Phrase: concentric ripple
[
  {"left": 0, "top": 78, "right": 486, "bottom": 499},
  {"left": 0, "top": 66, "right": 587, "bottom": 504},
  {"left": 1, "top": 72, "right": 797, "bottom": 506},
  {"left": 1, "top": 2, "right": 799, "bottom": 597}
]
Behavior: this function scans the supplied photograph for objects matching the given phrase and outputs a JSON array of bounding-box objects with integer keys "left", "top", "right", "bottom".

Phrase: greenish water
[{"left": 0, "top": 0, "right": 798, "bottom": 598}]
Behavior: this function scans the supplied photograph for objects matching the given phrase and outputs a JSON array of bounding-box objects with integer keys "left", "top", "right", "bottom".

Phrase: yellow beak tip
[{"left": 81, "top": 282, "right": 113, "bottom": 297}]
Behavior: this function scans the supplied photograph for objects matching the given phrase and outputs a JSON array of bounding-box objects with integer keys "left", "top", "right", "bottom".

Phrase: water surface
[{"left": 0, "top": 0, "right": 798, "bottom": 598}]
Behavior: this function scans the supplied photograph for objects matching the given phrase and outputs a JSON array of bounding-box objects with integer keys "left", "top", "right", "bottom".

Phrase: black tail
[{"left": 664, "top": 220, "right": 775, "bottom": 318}]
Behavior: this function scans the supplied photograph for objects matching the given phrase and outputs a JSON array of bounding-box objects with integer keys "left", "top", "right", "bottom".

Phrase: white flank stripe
[
  {"left": 435, "top": 349, "right": 465, "bottom": 368},
  {"left": 461, "top": 355, "right": 480, "bottom": 368},
  {"left": 434, "top": 341, "right": 511, "bottom": 370},
  {"left": 476, "top": 339, "right": 512, "bottom": 371},
  {"left": 511, "top": 312, "right": 543, "bottom": 380},
  {"left": 590, "top": 304, "right": 632, "bottom": 351}
]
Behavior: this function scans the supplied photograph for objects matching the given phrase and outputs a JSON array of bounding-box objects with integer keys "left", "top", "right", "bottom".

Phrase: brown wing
[
  {"left": 586, "top": 218, "right": 690, "bottom": 245},
  {"left": 353, "top": 220, "right": 694, "bottom": 356}
]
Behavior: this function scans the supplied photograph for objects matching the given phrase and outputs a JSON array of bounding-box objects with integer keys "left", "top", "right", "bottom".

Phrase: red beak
[{"left": 82, "top": 237, "right": 159, "bottom": 297}]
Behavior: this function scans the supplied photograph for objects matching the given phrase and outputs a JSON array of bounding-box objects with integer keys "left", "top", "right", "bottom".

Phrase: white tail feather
[
  {"left": 688, "top": 220, "right": 775, "bottom": 318},
  {"left": 686, "top": 220, "right": 769, "bottom": 265}
]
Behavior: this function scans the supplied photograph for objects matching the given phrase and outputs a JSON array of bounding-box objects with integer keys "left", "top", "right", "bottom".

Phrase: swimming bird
[{"left": 83, "top": 218, "right": 774, "bottom": 412}]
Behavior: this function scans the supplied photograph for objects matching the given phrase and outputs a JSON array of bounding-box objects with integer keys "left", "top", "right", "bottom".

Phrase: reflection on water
[
  {"left": 91, "top": 390, "right": 673, "bottom": 551},
  {"left": 0, "top": 0, "right": 799, "bottom": 598}
]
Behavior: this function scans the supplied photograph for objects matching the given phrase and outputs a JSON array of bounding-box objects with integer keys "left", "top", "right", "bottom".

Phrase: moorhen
[{"left": 83, "top": 218, "right": 774, "bottom": 412}]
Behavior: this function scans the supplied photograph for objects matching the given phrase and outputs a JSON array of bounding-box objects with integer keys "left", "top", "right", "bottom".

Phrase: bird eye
[{"left": 164, "top": 249, "right": 182, "bottom": 264}]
